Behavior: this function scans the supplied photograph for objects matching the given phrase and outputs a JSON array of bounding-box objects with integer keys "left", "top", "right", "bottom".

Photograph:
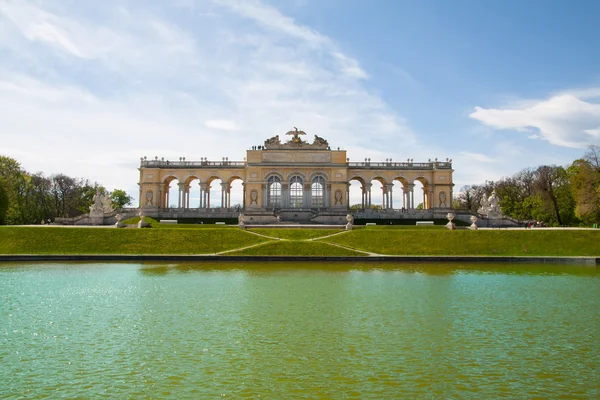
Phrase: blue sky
[{"left": 1, "top": 0, "right": 599, "bottom": 205}]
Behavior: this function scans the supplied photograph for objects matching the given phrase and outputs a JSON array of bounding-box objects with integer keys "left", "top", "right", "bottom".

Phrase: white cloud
[
  {"left": 204, "top": 119, "right": 238, "bottom": 131},
  {"left": 469, "top": 92, "right": 600, "bottom": 148},
  {"left": 0, "top": 0, "right": 427, "bottom": 205},
  {"left": 458, "top": 152, "right": 495, "bottom": 163}
]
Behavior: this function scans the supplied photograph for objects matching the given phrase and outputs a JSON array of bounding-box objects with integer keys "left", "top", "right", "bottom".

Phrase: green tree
[
  {"left": 110, "top": 189, "right": 133, "bottom": 209},
  {"left": 0, "top": 177, "right": 8, "bottom": 225},
  {"left": 569, "top": 146, "right": 600, "bottom": 224}
]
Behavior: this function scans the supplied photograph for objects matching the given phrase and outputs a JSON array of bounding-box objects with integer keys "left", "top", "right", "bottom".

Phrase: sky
[{"left": 1, "top": 0, "right": 600, "bottom": 207}]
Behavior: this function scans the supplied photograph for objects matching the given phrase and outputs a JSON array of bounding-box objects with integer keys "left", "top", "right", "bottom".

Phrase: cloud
[
  {"left": 0, "top": 0, "right": 422, "bottom": 205},
  {"left": 458, "top": 152, "right": 495, "bottom": 163},
  {"left": 204, "top": 119, "right": 238, "bottom": 131},
  {"left": 469, "top": 92, "right": 600, "bottom": 148}
]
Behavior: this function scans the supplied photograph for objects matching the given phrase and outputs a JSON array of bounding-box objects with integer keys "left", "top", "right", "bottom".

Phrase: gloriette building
[{"left": 137, "top": 129, "right": 454, "bottom": 224}]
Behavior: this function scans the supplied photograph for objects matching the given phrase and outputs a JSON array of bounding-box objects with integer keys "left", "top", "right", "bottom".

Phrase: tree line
[
  {"left": 0, "top": 155, "right": 133, "bottom": 225},
  {"left": 454, "top": 145, "right": 600, "bottom": 226}
]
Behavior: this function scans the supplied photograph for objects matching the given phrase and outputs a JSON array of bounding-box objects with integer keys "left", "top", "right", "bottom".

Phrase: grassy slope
[
  {"left": 321, "top": 228, "right": 600, "bottom": 256},
  {"left": 227, "top": 240, "right": 364, "bottom": 256},
  {"left": 247, "top": 228, "right": 344, "bottom": 240},
  {"left": 1, "top": 225, "right": 598, "bottom": 256},
  {"left": 0, "top": 227, "right": 268, "bottom": 254}
]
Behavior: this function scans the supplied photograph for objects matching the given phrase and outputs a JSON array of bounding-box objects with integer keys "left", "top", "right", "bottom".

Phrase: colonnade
[
  {"left": 160, "top": 181, "right": 245, "bottom": 209},
  {"left": 356, "top": 182, "right": 434, "bottom": 210}
]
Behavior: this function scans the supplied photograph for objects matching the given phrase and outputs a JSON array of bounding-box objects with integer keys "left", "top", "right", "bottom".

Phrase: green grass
[
  {"left": 0, "top": 226, "right": 268, "bottom": 254},
  {"left": 320, "top": 228, "right": 600, "bottom": 256},
  {"left": 1, "top": 225, "right": 598, "bottom": 257},
  {"left": 226, "top": 240, "right": 365, "bottom": 256},
  {"left": 248, "top": 228, "right": 344, "bottom": 240}
]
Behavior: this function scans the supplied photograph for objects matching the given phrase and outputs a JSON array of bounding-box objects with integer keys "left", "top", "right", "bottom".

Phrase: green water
[{"left": 1, "top": 262, "right": 598, "bottom": 399}]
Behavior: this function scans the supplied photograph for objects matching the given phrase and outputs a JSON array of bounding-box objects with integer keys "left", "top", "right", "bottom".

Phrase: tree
[
  {"left": 110, "top": 189, "right": 133, "bottom": 209},
  {"left": 569, "top": 146, "right": 600, "bottom": 224},
  {"left": 0, "top": 177, "right": 8, "bottom": 225}
]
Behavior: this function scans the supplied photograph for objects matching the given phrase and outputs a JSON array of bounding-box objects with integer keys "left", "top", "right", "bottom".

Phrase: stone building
[{"left": 137, "top": 129, "right": 454, "bottom": 223}]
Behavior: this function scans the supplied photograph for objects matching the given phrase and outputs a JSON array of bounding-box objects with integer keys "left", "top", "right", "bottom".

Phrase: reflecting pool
[{"left": 1, "top": 262, "right": 599, "bottom": 398}]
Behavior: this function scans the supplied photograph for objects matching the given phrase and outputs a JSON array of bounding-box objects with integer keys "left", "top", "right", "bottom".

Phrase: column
[
  {"left": 242, "top": 183, "right": 246, "bottom": 208},
  {"left": 388, "top": 183, "right": 394, "bottom": 210},
  {"left": 178, "top": 183, "right": 185, "bottom": 208},
  {"left": 220, "top": 182, "right": 227, "bottom": 208},
  {"left": 184, "top": 185, "right": 191, "bottom": 208},
  {"left": 305, "top": 183, "right": 312, "bottom": 208},
  {"left": 199, "top": 183, "right": 205, "bottom": 208},
  {"left": 367, "top": 183, "right": 372, "bottom": 207},
  {"left": 410, "top": 186, "right": 415, "bottom": 209},
  {"left": 281, "top": 183, "right": 289, "bottom": 208},
  {"left": 165, "top": 185, "right": 170, "bottom": 209}
]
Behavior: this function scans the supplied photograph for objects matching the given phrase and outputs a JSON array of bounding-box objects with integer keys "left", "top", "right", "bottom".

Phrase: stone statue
[
  {"left": 313, "top": 134, "right": 328, "bottom": 147},
  {"left": 445, "top": 212, "right": 456, "bottom": 230},
  {"left": 439, "top": 191, "right": 447, "bottom": 208},
  {"left": 469, "top": 215, "right": 478, "bottom": 230},
  {"left": 285, "top": 127, "right": 306, "bottom": 144},
  {"left": 264, "top": 135, "right": 281, "bottom": 148},
  {"left": 238, "top": 213, "right": 245, "bottom": 227},
  {"left": 137, "top": 210, "right": 150, "bottom": 228},
  {"left": 90, "top": 190, "right": 113, "bottom": 214},
  {"left": 345, "top": 213, "right": 354, "bottom": 230},
  {"left": 477, "top": 190, "right": 502, "bottom": 219}
]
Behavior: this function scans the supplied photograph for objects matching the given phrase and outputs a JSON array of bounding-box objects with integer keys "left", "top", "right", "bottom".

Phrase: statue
[
  {"left": 285, "top": 127, "right": 306, "bottom": 144},
  {"left": 89, "top": 190, "right": 113, "bottom": 214},
  {"left": 345, "top": 213, "right": 354, "bottom": 230},
  {"left": 439, "top": 191, "right": 448, "bottom": 208},
  {"left": 137, "top": 210, "right": 150, "bottom": 228},
  {"left": 477, "top": 190, "right": 502, "bottom": 219},
  {"left": 445, "top": 212, "right": 456, "bottom": 230},
  {"left": 238, "top": 213, "right": 245, "bottom": 228},
  {"left": 313, "top": 134, "right": 328, "bottom": 147},
  {"left": 469, "top": 215, "right": 478, "bottom": 230},
  {"left": 264, "top": 135, "right": 281, "bottom": 148}
]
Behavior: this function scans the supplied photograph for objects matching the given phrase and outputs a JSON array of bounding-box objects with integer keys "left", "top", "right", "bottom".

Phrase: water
[{"left": 1, "top": 262, "right": 598, "bottom": 398}]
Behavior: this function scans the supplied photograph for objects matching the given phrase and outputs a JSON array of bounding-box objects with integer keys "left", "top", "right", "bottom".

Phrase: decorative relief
[
  {"left": 250, "top": 190, "right": 258, "bottom": 205},
  {"left": 439, "top": 191, "right": 447, "bottom": 208},
  {"left": 334, "top": 189, "right": 343, "bottom": 205},
  {"left": 263, "top": 127, "right": 329, "bottom": 150},
  {"left": 146, "top": 174, "right": 154, "bottom": 179},
  {"left": 439, "top": 176, "right": 446, "bottom": 181},
  {"left": 335, "top": 173, "right": 343, "bottom": 178}
]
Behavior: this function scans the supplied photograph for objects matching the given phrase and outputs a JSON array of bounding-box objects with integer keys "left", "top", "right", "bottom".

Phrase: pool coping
[{"left": 0, "top": 254, "right": 598, "bottom": 265}]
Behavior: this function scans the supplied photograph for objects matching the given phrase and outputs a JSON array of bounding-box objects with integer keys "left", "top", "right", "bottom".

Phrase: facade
[{"left": 137, "top": 129, "right": 454, "bottom": 223}]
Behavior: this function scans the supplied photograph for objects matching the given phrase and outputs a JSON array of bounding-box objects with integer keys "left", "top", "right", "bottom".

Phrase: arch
[
  {"left": 286, "top": 171, "right": 306, "bottom": 181},
  {"left": 413, "top": 176, "right": 431, "bottom": 209},
  {"left": 311, "top": 175, "right": 325, "bottom": 207},
  {"left": 392, "top": 176, "right": 409, "bottom": 210},
  {"left": 183, "top": 175, "right": 201, "bottom": 185},
  {"left": 267, "top": 175, "right": 282, "bottom": 207},
  {"left": 348, "top": 178, "right": 365, "bottom": 209},
  {"left": 289, "top": 175, "right": 304, "bottom": 208},
  {"left": 309, "top": 170, "right": 329, "bottom": 181}
]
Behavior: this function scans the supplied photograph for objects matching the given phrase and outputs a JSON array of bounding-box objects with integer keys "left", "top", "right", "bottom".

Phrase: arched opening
[
  {"left": 413, "top": 179, "right": 426, "bottom": 210},
  {"left": 348, "top": 177, "right": 366, "bottom": 209},
  {"left": 184, "top": 177, "right": 201, "bottom": 209},
  {"left": 393, "top": 177, "right": 409, "bottom": 211},
  {"left": 369, "top": 178, "right": 385, "bottom": 210},
  {"left": 289, "top": 176, "right": 304, "bottom": 208},
  {"left": 164, "top": 177, "right": 180, "bottom": 209},
  {"left": 207, "top": 177, "right": 223, "bottom": 208},
  {"left": 267, "top": 175, "right": 282, "bottom": 208},
  {"left": 229, "top": 178, "right": 244, "bottom": 210},
  {"left": 311, "top": 176, "right": 325, "bottom": 208}
]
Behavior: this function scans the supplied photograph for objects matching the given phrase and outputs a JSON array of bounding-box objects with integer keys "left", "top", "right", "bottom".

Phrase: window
[
  {"left": 290, "top": 176, "right": 303, "bottom": 208},
  {"left": 311, "top": 176, "right": 325, "bottom": 207},
  {"left": 267, "top": 176, "right": 281, "bottom": 207}
]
